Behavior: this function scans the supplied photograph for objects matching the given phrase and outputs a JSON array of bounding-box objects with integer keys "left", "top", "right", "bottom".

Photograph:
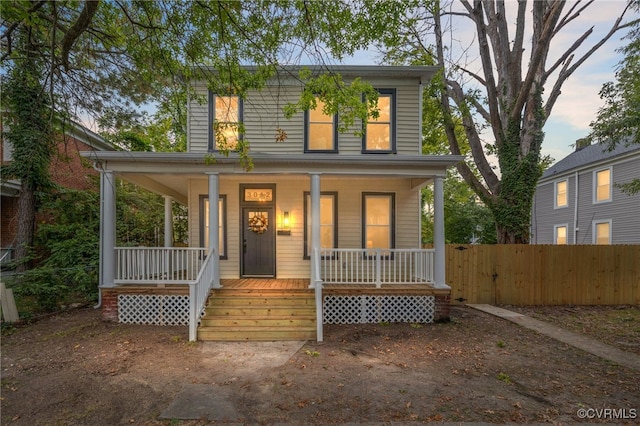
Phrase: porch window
[
  {"left": 594, "top": 168, "right": 611, "bottom": 203},
  {"left": 554, "top": 224, "right": 568, "bottom": 245},
  {"left": 200, "top": 195, "right": 227, "bottom": 258},
  {"left": 304, "top": 192, "right": 338, "bottom": 259},
  {"left": 305, "top": 96, "right": 338, "bottom": 152},
  {"left": 555, "top": 180, "right": 567, "bottom": 208},
  {"left": 208, "top": 93, "right": 242, "bottom": 152},
  {"left": 592, "top": 220, "right": 611, "bottom": 245},
  {"left": 362, "top": 89, "right": 396, "bottom": 153},
  {"left": 362, "top": 193, "right": 395, "bottom": 255}
]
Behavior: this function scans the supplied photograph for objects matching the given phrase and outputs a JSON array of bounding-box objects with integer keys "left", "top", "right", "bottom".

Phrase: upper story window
[
  {"left": 555, "top": 180, "right": 568, "bottom": 208},
  {"left": 593, "top": 219, "right": 611, "bottom": 245},
  {"left": 362, "top": 89, "right": 396, "bottom": 153},
  {"left": 594, "top": 168, "right": 612, "bottom": 203},
  {"left": 305, "top": 97, "right": 338, "bottom": 152},
  {"left": 209, "top": 93, "right": 242, "bottom": 152},
  {"left": 554, "top": 224, "right": 568, "bottom": 245}
]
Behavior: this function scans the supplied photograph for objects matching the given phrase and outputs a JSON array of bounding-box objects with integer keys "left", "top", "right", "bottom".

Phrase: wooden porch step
[
  {"left": 198, "top": 287, "right": 316, "bottom": 341},
  {"left": 198, "top": 326, "right": 317, "bottom": 341}
]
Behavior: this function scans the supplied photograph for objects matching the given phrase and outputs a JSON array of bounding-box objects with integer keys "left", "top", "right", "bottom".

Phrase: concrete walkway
[{"left": 468, "top": 304, "right": 640, "bottom": 372}]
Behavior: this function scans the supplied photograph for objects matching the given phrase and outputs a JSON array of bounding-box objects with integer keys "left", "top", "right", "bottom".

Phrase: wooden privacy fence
[{"left": 446, "top": 245, "right": 640, "bottom": 305}]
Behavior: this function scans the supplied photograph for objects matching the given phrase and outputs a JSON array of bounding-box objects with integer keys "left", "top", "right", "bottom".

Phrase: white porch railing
[
  {"left": 319, "top": 248, "right": 435, "bottom": 286},
  {"left": 115, "top": 247, "right": 207, "bottom": 284},
  {"left": 189, "top": 249, "right": 216, "bottom": 341}
]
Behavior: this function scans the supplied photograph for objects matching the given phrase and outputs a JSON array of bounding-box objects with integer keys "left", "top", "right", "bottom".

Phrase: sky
[{"left": 343, "top": 0, "right": 637, "bottom": 166}]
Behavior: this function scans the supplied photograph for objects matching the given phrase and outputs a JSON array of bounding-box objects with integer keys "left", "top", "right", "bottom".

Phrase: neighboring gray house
[{"left": 531, "top": 141, "right": 640, "bottom": 245}]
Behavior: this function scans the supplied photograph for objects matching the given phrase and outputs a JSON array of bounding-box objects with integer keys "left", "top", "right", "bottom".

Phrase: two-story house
[
  {"left": 82, "top": 66, "right": 462, "bottom": 341},
  {"left": 531, "top": 140, "right": 640, "bottom": 245}
]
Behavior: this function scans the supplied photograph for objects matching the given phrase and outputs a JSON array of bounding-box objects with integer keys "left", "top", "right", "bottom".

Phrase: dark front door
[{"left": 242, "top": 207, "right": 275, "bottom": 276}]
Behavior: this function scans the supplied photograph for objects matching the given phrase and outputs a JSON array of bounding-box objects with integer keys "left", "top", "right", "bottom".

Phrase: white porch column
[
  {"left": 164, "top": 196, "right": 173, "bottom": 248},
  {"left": 207, "top": 172, "right": 221, "bottom": 288},
  {"left": 101, "top": 170, "right": 116, "bottom": 288},
  {"left": 433, "top": 175, "right": 449, "bottom": 289},
  {"left": 309, "top": 173, "right": 321, "bottom": 288}
]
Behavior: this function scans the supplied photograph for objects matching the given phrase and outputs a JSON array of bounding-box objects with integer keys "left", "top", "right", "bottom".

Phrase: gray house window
[
  {"left": 554, "top": 224, "right": 568, "bottom": 245},
  {"left": 592, "top": 219, "right": 611, "bottom": 245},
  {"left": 555, "top": 180, "right": 568, "bottom": 208},
  {"left": 593, "top": 168, "right": 612, "bottom": 203}
]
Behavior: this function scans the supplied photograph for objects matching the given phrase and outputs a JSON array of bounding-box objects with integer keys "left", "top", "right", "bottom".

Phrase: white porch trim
[
  {"left": 101, "top": 170, "right": 116, "bottom": 288},
  {"left": 309, "top": 173, "right": 321, "bottom": 289},
  {"left": 207, "top": 172, "right": 221, "bottom": 288},
  {"left": 433, "top": 175, "right": 449, "bottom": 289}
]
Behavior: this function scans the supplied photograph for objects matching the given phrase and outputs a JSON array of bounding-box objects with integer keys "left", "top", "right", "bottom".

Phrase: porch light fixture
[{"left": 278, "top": 211, "right": 291, "bottom": 236}]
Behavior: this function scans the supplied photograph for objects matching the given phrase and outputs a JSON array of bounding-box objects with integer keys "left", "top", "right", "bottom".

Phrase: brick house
[{"left": 1, "top": 122, "right": 112, "bottom": 266}]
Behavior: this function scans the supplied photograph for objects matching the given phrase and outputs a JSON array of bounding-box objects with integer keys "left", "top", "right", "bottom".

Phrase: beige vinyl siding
[
  {"left": 188, "top": 175, "right": 422, "bottom": 279},
  {"left": 188, "top": 80, "right": 210, "bottom": 153},
  {"left": 243, "top": 86, "right": 305, "bottom": 154},
  {"left": 187, "top": 76, "right": 422, "bottom": 155},
  {"left": 395, "top": 85, "right": 421, "bottom": 155}
]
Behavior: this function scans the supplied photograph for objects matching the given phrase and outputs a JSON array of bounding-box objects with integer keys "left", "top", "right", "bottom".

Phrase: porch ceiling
[{"left": 82, "top": 151, "right": 463, "bottom": 202}]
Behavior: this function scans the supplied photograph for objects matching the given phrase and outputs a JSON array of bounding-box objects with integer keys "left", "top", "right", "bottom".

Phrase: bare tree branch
[{"left": 61, "top": 0, "right": 100, "bottom": 71}]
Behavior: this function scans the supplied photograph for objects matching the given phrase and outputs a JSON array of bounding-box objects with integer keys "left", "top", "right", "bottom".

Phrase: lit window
[
  {"left": 362, "top": 193, "right": 395, "bottom": 255},
  {"left": 363, "top": 89, "right": 396, "bottom": 153},
  {"left": 593, "top": 220, "right": 611, "bottom": 245},
  {"left": 304, "top": 193, "right": 337, "bottom": 258},
  {"left": 209, "top": 93, "right": 242, "bottom": 151},
  {"left": 305, "top": 97, "right": 337, "bottom": 152},
  {"left": 554, "top": 225, "right": 567, "bottom": 245},
  {"left": 201, "top": 195, "right": 226, "bottom": 258},
  {"left": 555, "top": 180, "right": 568, "bottom": 208},
  {"left": 594, "top": 169, "right": 611, "bottom": 203}
]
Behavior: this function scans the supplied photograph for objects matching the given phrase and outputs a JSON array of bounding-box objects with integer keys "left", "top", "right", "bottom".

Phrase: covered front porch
[{"left": 84, "top": 152, "right": 459, "bottom": 341}]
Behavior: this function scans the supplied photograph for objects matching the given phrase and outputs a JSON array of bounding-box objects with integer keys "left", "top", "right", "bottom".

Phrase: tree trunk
[{"left": 14, "top": 185, "right": 37, "bottom": 272}]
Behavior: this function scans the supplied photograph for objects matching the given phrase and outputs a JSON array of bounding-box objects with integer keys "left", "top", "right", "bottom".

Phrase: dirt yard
[{"left": 2, "top": 305, "right": 639, "bottom": 425}]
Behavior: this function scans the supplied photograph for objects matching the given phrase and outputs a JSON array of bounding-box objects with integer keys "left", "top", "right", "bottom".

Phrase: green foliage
[
  {"left": 589, "top": 0, "right": 639, "bottom": 194},
  {"left": 422, "top": 171, "right": 497, "bottom": 245},
  {"left": 589, "top": 0, "right": 640, "bottom": 148},
  {"left": 496, "top": 372, "right": 512, "bottom": 384},
  {"left": 11, "top": 188, "right": 101, "bottom": 312},
  {"left": 116, "top": 181, "right": 165, "bottom": 246}
]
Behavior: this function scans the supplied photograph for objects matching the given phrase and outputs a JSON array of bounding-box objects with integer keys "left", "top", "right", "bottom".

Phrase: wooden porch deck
[
  {"left": 220, "top": 278, "right": 446, "bottom": 295},
  {"left": 221, "top": 278, "right": 311, "bottom": 290}
]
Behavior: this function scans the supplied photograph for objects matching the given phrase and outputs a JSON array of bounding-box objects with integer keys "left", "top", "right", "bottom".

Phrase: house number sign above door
[{"left": 244, "top": 189, "right": 273, "bottom": 202}]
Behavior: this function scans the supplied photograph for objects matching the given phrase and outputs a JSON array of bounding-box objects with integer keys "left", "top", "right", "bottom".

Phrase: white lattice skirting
[
  {"left": 118, "top": 294, "right": 189, "bottom": 326},
  {"left": 323, "top": 295, "right": 435, "bottom": 324}
]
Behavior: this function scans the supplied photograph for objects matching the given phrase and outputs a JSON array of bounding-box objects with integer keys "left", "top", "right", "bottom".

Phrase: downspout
[
  {"left": 92, "top": 161, "right": 104, "bottom": 309},
  {"left": 573, "top": 172, "right": 579, "bottom": 244}
]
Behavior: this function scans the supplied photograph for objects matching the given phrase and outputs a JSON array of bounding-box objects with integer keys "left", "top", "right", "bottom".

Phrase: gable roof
[{"left": 541, "top": 141, "right": 640, "bottom": 180}]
